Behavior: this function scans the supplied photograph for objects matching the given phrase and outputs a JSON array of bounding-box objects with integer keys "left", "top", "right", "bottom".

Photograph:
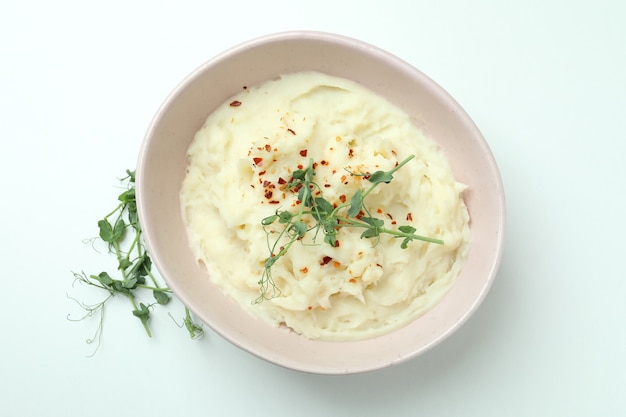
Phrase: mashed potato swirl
[{"left": 181, "top": 72, "right": 470, "bottom": 341}]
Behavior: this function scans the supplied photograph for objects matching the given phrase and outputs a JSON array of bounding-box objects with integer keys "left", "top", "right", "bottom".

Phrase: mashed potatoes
[{"left": 180, "top": 71, "right": 470, "bottom": 341}]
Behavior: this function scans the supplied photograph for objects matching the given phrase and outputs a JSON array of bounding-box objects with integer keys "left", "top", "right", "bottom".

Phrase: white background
[{"left": 1, "top": 0, "right": 625, "bottom": 415}]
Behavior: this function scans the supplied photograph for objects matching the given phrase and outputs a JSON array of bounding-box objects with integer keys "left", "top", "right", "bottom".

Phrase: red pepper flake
[
  {"left": 320, "top": 256, "right": 333, "bottom": 266},
  {"left": 258, "top": 170, "right": 266, "bottom": 176},
  {"left": 253, "top": 157, "right": 263, "bottom": 166},
  {"left": 277, "top": 177, "right": 287, "bottom": 185},
  {"left": 406, "top": 212, "right": 413, "bottom": 221},
  {"left": 391, "top": 149, "right": 397, "bottom": 156},
  {"left": 297, "top": 164, "right": 303, "bottom": 170},
  {"left": 308, "top": 306, "right": 313, "bottom": 310},
  {"left": 339, "top": 194, "right": 346, "bottom": 203},
  {"left": 264, "top": 190, "right": 273, "bottom": 199},
  {"left": 349, "top": 278, "right": 357, "bottom": 284},
  {"left": 320, "top": 160, "right": 328, "bottom": 166},
  {"left": 324, "top": 184, "right": 331, "bottom": 188},
  {"left": 348, "top": 149, "right": 354, "bottom": 157},
  {"left": 264, "top": 144, "right": 271, "bottom": 152},
  {"left": 376, "top": 263, "right": 383, "bottom": 268},
  {"left": 288, "top": 128, "right": 296, "bottom": 135},
  {"left": 263, "top": 180, "right": 271, "bottom": 187},
  {"left": 334, "top": 240, "right": 340, "bottom": 247},
  {"left": 300, "top": 267, "right": 309, "bottom": 274},
  {"left": 312, "top": 162, "right": 318, "bottom": 169},
  {"left": 230, "top": 100, "right": 242, "bottom": 107},
  {"left": 377, "top": 208, "right": 383, "bottom": 214},
  {"left": 299, "top": 149, "right": 308, "bottom": 157},
  {"left": 269, "top": 200, "right": 280, "bottom": 204}
]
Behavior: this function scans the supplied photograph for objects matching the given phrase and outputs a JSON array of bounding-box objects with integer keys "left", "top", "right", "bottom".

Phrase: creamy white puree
[{"left": 180, "top": 71, "right": 470, "bottom": 341}]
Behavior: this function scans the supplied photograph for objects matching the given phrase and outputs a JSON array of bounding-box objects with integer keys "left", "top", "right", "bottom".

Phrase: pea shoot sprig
[
  {"left": 68, "top": 170, "right": 203, "bottom": 355},
  {"left": 256, "top": 155, "right": 444, "bottom": 303}
]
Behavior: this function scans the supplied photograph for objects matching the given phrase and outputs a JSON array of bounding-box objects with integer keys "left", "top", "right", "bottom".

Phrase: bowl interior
[{"left": 136, "top": 31, "right": 505, "bottom": 374}]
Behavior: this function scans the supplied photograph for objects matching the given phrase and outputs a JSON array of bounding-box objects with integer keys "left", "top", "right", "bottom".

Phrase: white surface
[{"left": 1, "top": 0, "right": 624, "bottom": 415}]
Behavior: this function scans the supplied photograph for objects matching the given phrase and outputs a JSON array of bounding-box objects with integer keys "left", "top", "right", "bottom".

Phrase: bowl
[{"left": 136, "top": 31, "right": 505, "bottom": 374}]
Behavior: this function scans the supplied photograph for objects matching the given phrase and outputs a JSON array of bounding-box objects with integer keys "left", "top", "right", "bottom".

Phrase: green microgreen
[
  {"left": 68, "top": 169, "right": 203, "bottom": 355},
  {"left": 255, "top": 155, "right": 444, "bottom": 302}
]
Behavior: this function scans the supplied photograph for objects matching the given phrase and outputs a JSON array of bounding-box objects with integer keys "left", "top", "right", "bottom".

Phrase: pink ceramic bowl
[{"left": 136, "top": 31, "right": 505, "bottom": 374}]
